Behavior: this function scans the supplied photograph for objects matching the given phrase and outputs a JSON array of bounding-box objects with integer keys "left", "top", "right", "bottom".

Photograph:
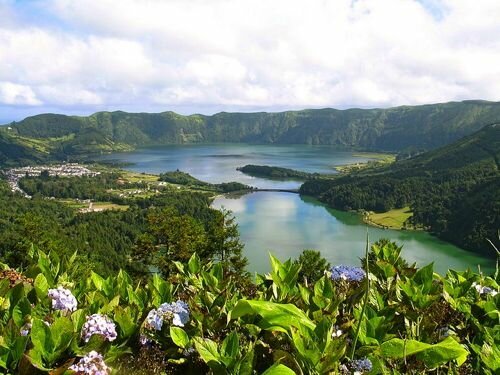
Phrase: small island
[
  {"left": 160, "top": 170, "right": 253, "bottom": 193},
  {"left": 237, "top": 164, "right": 319, "bottom": 180}
]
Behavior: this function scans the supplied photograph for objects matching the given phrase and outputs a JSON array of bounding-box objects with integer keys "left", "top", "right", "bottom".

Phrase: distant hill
[
  {"left": 0, "top": 131, "right": 50, "bottom": 166},
  {"left": 300, "top": 123, "right": 500, "bottom": 255},
  {"left": 2, "top": 101, "right": 500, "bottom": 160}
]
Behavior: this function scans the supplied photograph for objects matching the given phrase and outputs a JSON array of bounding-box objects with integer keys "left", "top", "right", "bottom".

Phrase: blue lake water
[{"left": 99, "top": 144, "right": 494, "bottom": 274}]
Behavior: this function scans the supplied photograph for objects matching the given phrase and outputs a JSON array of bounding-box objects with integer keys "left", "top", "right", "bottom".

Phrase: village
[{"left": 3, "top": 163, "right": 101, "bottom": 198}]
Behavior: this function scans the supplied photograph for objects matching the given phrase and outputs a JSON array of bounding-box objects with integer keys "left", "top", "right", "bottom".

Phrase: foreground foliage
[{"left": 0, "top": 240, "right": 498, "bottom": 374}]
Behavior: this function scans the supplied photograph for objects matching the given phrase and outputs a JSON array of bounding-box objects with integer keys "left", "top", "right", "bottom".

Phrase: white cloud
[
  {"left": 0, "top": 82, "right": 41, "bottom": 105},
  {"left": 0, "top": 0, "right": 499, "bottom": 117}
]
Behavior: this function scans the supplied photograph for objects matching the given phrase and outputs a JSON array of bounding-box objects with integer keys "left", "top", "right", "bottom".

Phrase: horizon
[{"left": 1, "top": 1, "right": 500, "bottom": 123}]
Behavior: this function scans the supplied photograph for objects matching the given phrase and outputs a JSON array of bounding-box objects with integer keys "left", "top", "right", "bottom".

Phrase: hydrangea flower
[
  {"left": 158, "top": 300, "right": 190, "bottom": 327},
  {"left": 472, "top": 282, "right": 498, "bottom": 296},
  {"left": 69, "top": 351, "right": 110, "bottom": 375},
  {"left": 330, "top": 265, "right": 366, "bottom": 282},
  {"left": 139, "top": 334, "right": 153, "bottom": 346},
  {"left": 349, "top": 358, "right": 372, "bottom": 374},
  {"left": 183, "top": 347, "right": 197, "bottom": 357},
  {"left": 144, "top": 300, "right": 190, "bottom": 331},
  {"left": 144, "top": 309, "right": 164, "bottom": 331},
  {"left": 20, "top": 322, "right": 32, "bottom": 336},
  {"left": 81, "top": 314, "right": 117, "bottom": 343},
  {"left": 331, "top": 327, "right": 343, "bottom": 338},
  {"left": 48, "top": 286, "right": 78, "bottom": 312}
]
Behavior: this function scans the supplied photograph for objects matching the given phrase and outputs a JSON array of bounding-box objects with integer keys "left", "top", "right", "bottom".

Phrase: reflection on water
[
  {"left": 98, "top": 143, "right": 377, "bottom": 189},
  {"left": 212, "top": 192, "right": 494, "bottom": 275},
  {"left": 98, "top": 144, "right": 494, "bottom": 275}
]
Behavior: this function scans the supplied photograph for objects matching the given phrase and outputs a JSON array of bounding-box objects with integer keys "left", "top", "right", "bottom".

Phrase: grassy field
[
  {"left": 364, "top": 207, "right": 413, "bottom": 230},
  {"left": 335, "top": 152, "right": 395, "bottom": 173},
  {"left": 58, "top": 199, "right": 129, "bottom": 212}
]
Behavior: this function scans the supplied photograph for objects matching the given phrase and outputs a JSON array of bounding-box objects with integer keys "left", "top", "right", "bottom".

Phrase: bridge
[{"left": 252, "top": 188, "right": 300, "bottom": 194}]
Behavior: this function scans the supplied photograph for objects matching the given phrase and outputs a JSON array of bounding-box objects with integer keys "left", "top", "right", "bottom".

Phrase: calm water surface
[
  {"left": 99, "top": 143, "right": 376, "bottom": 189},
  {"left": 100, "top": 144, "right": 494, "bottom": 274}
]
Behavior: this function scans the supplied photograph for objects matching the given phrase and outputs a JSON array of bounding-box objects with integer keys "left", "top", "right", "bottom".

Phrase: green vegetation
[
  {"left": 0, "top": 170, "right": 247, "bottom": 278},
  {"left": 300, "top": 124, "right": 500, "bottom": 255},
  {"left": 237, "top": 164, "right": 316, "bottom": 179},
  {"left": 2, "top": 101, "right": 500, "bottom": 167},
  {"left": 0, "top": 239, "right": 498, "bottom": 374},
  {"left": 335, "top": 153, "right": 396, "bottom": 174},
  {"left": 159, "top": 170, "right": 252, "bottom": 193}
]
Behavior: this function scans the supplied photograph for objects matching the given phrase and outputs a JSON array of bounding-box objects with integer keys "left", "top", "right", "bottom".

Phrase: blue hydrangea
[
  {"left": 144, "top": 309, "right": 164, "bottom": 331},
  {"left": 81, "top": 314, "right": 117, "bottom": 343},
  {"left": 472, "top": 282, "right": 498, "bottom": 296},
  {"left": 158, "top": 300, "right": 190, "bottom": 327},
  {"left": 69, "top": 351, "right": 110, "bottom": 374},
  {"left": 349, "top": 358, "right": 372, "bottom": 373},
  {"left": 330, "top": 265, "right": 366, "bottom": 282},
  {"left": 48, "top": 286, "right": 78, "bottom": 312},
  {"left": 144, "top": 300, "right": 190, "bottom": 331}
]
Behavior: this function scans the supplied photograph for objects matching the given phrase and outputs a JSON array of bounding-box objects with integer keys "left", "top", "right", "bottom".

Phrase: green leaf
[
  {"left": 229, "top": 299, "right": 316, "bottom": 331},
  {"left": 170, "top": 326, "right": 189, "bottom": 349},
  {"left": 34, "top": 274, "right": 49, "bottom": 300},
  {"left": 381, "top": 337, "right": 468, "bottom": 367},
  {"left": 90, "top": 272, "right": 105, "bottom": 291},
  {"left": 193, "top": 337, "right": 220, "bottom": 364},
  {"left": 188, "top": 253, "right": 201, "bottom": 274},
  {"left": 12, "top": 297, "right": 32, "bottom": 327},
  {"left": 262, "top": 363, "right": 296, "bottom": 375},
  {"left": 417, "top": 337, "right": 469, "bottom": 367},
  {"left": 114, "top": 307, "right": 137, "bottom": 339},
  {"left": 221, "top": 331, "right": 239, "bottom": 359},
  {"left": 50, "top": 317, "right": 73, "bottom": 352},
  {"left": 30, "top": 319, "right": 53, "bottom": 357}
]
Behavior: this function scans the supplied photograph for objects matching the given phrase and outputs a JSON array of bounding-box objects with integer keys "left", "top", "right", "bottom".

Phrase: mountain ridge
[{"left": 2, "top": 101, "right": 500, "bottom": 160}]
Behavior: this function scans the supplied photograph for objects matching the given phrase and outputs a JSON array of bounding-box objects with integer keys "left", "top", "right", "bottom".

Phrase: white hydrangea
[
  {"left": 81, "top": 314, "right": 117, "bottom": 343},
  {"left": 69, "top": 351, "right": 110, "bottom": 374}
]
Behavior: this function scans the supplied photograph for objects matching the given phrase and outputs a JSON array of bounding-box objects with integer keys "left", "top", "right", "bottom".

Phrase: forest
[
  {"left": 0, "top": 171, "right": 247, "bottom": 279},
  {"left": 300, "top": 124, "right": 500, "bottom": 255},
  {"left": 237, "top": 165, "right": 315, "bottom": 180}
]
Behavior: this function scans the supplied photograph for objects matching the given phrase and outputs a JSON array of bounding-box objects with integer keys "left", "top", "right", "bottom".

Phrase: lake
[{"left": 99, "top": 144, "right": 494, "bottom": 274}]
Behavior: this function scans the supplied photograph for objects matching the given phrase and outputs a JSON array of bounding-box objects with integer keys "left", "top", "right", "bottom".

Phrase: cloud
[
  {"left": 0, "top": 82, "right": 41, "bottom": 106},
  {"left": 0, "top": 0, "right": 499, "bottom": 119}
]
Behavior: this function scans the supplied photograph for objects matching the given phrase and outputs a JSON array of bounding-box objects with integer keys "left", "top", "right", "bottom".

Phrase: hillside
[
  {"left": 2, "top": 101, "right": 500, "bottom": 161},
  {"left": 0, "top": 131, "right": 50, "bottom": 166},
  {"left": 300, "top": 124, "right": 500, "bottom": 255}
]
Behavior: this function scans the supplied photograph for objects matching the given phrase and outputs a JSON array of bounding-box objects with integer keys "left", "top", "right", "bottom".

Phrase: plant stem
[{"left": 351, "top": 230, "right": 370, "bottom": 359}]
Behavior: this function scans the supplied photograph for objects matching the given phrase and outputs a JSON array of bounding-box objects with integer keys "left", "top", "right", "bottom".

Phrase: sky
[{"left": 1, "top": 0, "right": 500, "bottom": 122}]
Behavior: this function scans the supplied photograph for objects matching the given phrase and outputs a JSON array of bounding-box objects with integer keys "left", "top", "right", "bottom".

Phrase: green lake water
[{"left": 99, "top": 144, "right": 495, "bottom": 275}]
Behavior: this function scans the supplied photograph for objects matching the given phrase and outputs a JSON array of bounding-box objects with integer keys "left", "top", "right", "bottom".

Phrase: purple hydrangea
[
  {"left": 349, "top": 358, "right": 372, "bottom": 374},
  {"left": 69, "top": 351, "right": 110, "bottom": 374},
  {"left": 81, "top": 314, "right": 117, "bottom": 343},
  {"left": 144, "top": 300, "right": 190, "bottom": 331},
  {"left": 20, "top": 322, "right": 32, "bottom": 336},
  {"left": 330, "top": 265, "right": 366, "bottom": 282},
  {"left": 48, "top": 286, "right": 78, "bottom": 312}
]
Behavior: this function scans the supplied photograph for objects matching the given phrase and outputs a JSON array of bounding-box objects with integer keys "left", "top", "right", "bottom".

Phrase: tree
[
  {"left": 146, "top": 207, "right": 207, "bottom": 278},
  {"left": 294, "top": 250, "right": 330, "bottom": 284},
  {"left": 205, "top": 208, "right": 248, "bottom": 278}
]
